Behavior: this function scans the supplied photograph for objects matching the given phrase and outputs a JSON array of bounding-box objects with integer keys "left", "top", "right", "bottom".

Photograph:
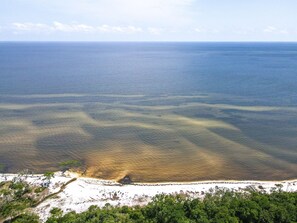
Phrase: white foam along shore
[{"left": 1, "top": 172, "right": 296, "bottom": 222}]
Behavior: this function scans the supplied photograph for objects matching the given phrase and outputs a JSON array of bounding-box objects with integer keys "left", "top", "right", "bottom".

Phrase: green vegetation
[
  {"left": 0, "top": 181, "right": 33, "bottom": 220},
  {"left": 34, "top": 187, "right": 46, "bottom": 194},
  {"left": 10, "top": 190, "right": 297, "bottom": 223},
  {"left": 44, "top": 190, "right": 297, "bottom": 223},
  {"left": 58, "top": 160, "right": 82, "bottom": 171},
  {"left": 0, "top": 179, "right": 48, "bottom": 222},
  {"left": 43, "top": 172, "right": 55, "bottom": 181},
  {"left": 0, "top": 181, "right": 34, "bottom": 222},
  {"left": 1, "top": 181, "right": 296, "bottom": 223},
  {"left": 7, "top": 213, "right": 40, "bottom": 223}
]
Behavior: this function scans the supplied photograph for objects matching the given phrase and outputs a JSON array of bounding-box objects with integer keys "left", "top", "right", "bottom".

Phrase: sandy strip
[{"left": 1, "top": 172, "right": 296, "bottom": 222}]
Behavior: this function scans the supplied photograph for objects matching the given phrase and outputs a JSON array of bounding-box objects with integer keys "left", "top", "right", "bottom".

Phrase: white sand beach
[{"left": 1, "top": 172, "right": 296, "bottom": 222}]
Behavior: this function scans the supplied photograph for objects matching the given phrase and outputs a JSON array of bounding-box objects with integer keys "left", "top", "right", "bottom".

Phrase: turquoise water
[{"left": 0, "top": 42, "right": 296, "bottom": 181}]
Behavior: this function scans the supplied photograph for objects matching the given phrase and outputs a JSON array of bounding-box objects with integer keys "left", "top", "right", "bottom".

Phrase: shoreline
[
  {"left": 1, "top": 172, "right": 297, "bottom": 222},
  {"left": 1, "top": 171, "right": 297, "bottom": 185}
]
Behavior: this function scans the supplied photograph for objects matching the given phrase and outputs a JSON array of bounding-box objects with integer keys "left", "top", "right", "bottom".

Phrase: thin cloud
[
  {"left": 263, "top": 26, "right": 289, "bottom": 34},
  {"left": 12, "top": 23, "right": 51, "bottom": 32},
  {"left": 53, "top": 22, "right": 96, "bottom": 32},
  {"left": 37, "top": 0, "right": 195, "bottom": 28},
  {"left": 11, "top": 22, "right": 143, "bottom": 34},
  {"left": 194, "top": 28, "right": 203, "bottom": 33},
  {"left": 147, "top": 27, "right": 163, "bottom": 35},
  {"left": 264, "top": 26, "right": 277, "bottom": 33},
  {"left": 97, "top": 25, "right": 143, "bottom": 33},
  {"left": 193, "top": 27, "right": 219, "bottom": 34}
]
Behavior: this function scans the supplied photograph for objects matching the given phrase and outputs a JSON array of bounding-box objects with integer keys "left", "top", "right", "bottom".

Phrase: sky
[{"left": 1, "top": 0, "right": 297, "bottom": 41}]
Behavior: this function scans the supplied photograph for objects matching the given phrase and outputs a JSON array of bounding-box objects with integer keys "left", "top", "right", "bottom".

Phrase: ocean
[{"left": 0, "top": 42, "right": 296, "bottom": 182}]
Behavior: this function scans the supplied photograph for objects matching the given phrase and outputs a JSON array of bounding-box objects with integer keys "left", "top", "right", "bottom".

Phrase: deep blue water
[{"left": 0, "top": 42, "right": 297, "bottom": 105}]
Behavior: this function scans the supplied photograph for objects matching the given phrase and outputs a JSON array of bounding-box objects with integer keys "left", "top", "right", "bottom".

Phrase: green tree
[
  {"left": 44, "top": 171, "right": 55, "bottom": 182},
  {"left": 59, "top": 160, "right": 81, "bottom": 172}
]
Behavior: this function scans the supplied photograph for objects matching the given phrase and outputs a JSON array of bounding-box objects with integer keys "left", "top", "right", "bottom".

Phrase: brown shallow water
[{"left": 0, "top": 94, "right": 296, "bottom": 182}]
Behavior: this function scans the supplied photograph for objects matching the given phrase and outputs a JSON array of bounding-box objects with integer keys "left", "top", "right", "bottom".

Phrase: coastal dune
[{"left": 1, "top": 172, "right": 296, "bottom": 222}]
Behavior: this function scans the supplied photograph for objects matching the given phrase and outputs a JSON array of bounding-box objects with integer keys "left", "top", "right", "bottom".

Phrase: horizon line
[{"left": 1, "top": 40, "right": 297, "bottom": 43}]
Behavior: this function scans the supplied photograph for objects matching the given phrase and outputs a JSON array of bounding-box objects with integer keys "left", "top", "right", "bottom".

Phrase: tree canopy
[{"left": 1, "top": 181, "right": 296, "bottom": 223}]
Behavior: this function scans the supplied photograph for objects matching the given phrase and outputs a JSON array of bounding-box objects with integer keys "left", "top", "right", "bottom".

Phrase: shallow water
[{"left": 0, "top": 42, "right": 296, "bottom": 182}]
